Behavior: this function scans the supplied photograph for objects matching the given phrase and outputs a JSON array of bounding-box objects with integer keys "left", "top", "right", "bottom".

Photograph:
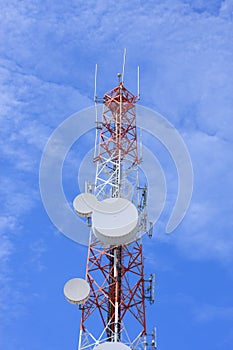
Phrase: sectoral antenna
[
  {"left": 148, "top": 221, "right": 153, "bottom": 239},
  {"left": 145, "top": 327, "right": 157, "bottom": 349},
  {"left": 137, "top": 184, "right": 148, "bottom": 232},
  {"left": 145, "top": 273, "right": 155, "bottom": 304},
  {"left": 85, "top": 181, "right": 93, "bottom": 194},
  {"left": 137, "top": 184, "right": 148, "bottom": 211},
  {"left": 85, "top": 182, "right": 94, "bottom": 226}
]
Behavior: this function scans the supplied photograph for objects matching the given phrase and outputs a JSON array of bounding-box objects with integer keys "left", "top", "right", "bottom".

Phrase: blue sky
[{"left": 0, "top": 0, "right": 233, "bottom": 349}]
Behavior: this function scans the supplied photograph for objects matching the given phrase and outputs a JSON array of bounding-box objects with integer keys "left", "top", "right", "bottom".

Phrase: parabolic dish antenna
[
  {"left": 94, "top": 197, "right": 132, "bottom": 214},
  {"left": 94, "top": 342, "right": 131, "bottom": 350},
  {"left": 73, "top": 193, "right": 98, "bottom": 218},
  {"left": 64, "top": 278, "right": 90, "bottom": 305},
  {"left": 92, "top": 198, "right": 138, "bottom": 246}
]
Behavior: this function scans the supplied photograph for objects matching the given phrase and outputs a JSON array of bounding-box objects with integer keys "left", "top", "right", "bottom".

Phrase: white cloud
[
  {"left": 220, "top": 0, "right": 233, "bottom": 18},
  {"left": 29, "top": 239, "right": 47, "bottom": 272},
  {"left": 194, "top": 303, "right": 233, "bottom": 322},
  {"left": 0, "top": 6, "right": 232, "bottom": 347},
  {"left": 0, "top": 217, "right": 14, "bottom": 263},
  {"left": 0, "top": 52, "right": 92, "bottom": 326},
  {"left": 160, "top": 291, "right": 233, "bottom": 323}
]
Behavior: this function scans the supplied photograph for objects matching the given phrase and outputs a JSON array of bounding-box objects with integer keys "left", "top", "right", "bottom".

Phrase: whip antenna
[
  {"left": 137, "top": 65, "right": 140, "bottom": 100},
  {"left": 122, "top": 48, "right": 127, "bottom": 85},
  {"left": 94, "top": 64, "right": 99, "bottom": 159},
  {"left": 94, "top": 64, "right": 98, "bottom": 102}
]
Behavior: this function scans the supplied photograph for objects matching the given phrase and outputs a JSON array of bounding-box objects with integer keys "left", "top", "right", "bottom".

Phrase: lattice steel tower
[{"left": 64, "top": 59, "right": 156, "bottom": 350}]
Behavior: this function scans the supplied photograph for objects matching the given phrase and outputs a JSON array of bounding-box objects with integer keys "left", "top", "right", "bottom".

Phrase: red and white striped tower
[{"left": 76, "top": 74, "right": 155, "bottom": 350}]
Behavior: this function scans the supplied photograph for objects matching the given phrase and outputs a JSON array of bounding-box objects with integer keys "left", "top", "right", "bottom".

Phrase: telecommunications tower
[{"left": 64, "top": 53, "right": 156, "bottom": 350}]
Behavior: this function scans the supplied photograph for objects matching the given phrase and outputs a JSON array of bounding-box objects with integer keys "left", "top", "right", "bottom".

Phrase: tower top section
[
  {"left": 103, "top": 81, "right": 139, "bottom": 111},
  {"left": 93, "top": 73, "right": 141, "bottom": 200}
]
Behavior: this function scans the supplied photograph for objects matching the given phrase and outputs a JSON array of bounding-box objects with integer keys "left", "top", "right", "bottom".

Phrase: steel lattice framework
[
  {"left": 94, "top": 83, "right": 140, "bottom": 200},
  {"left": 78, "top": 80, "right": 150, "bottom": 350},
  {"left": 79, "top": 236, "right": 146, "bottom": 349}
]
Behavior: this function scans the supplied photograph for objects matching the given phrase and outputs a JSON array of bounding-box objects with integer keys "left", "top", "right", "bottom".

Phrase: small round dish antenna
[
  {"left": 64, "top": 278, "right": 90, "bottom": 305},
  {"left": 73, "top": 193, "right": 97, "bottom": 218},
  {"left": 92, "top": 198, "right": 138, "bottom": 246},
  {"left": 94, "top": 342, "right": 131, "bottom": 350}
]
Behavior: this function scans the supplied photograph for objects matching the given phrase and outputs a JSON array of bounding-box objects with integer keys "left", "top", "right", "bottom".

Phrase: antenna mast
[{"left": 66, "top": 56, "right": 156, "bottom": 350}]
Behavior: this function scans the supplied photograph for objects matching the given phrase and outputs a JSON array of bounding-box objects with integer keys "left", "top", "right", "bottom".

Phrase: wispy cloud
[
  {"left": 0, "top": 53, "right": 92, "bottom": 328},
  {"left": 0, "top": 1, "right": 232, "bottom": 347},
  {"left": 160, "top": 291, "right": 233, "bottom": 323},
  {"left": 0, "top": 0, "right": 231, "bottom": 269},
  {"left": 194, "top": 303, "right": 233, "bottom": 322},
  {"left": 0, "top": 217, "right": 15, "bottom": 263},
  {"left": 29, "top": 239, "right": 47, "bottom": 272}
]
